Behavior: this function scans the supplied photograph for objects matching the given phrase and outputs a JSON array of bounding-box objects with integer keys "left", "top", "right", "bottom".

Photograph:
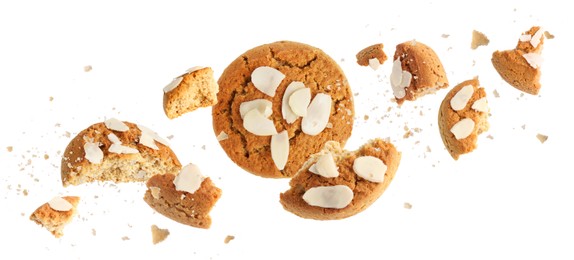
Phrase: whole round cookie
[{"left": 212, "top": 41, "right": 354, "bottom": 178}]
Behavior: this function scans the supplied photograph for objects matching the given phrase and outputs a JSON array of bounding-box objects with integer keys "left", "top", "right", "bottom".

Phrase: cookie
[
  {"left": 492, "top": 26, "right": 545, "bottom": 95},
  {"left": 438, "top": 77, "right": 490, "bottom": 160},
  {"left": 212, "top": 41, "right": 354, "bottom": 178},
  {"left": 280, "top": 138, "right": 401, "bottom": 220},
  {"left": 29, "top": 196, "right": 80, "bottom": 238},
  {"left": 163, "top": 66, "right": 219, "bottom": 119},
  {"left": 356, "top": 43, "right": 387, "bottom": 70},
  {"left": 390, "top": 40, "right": 449, "bottom": 105},
  {"left": 143, "top": 164, "right": 221, "bottom": 229},
  {"left": 61, "top": 118, "right": 181, "bottom": 186}
]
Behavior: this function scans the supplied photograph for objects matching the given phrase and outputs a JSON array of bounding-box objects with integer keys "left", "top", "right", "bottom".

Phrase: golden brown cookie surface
[{"left": 212, "top": 41, "right": 354, "bottom": 178}]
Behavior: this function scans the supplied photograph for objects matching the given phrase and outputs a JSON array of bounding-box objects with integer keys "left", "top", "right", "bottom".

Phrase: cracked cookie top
[{"left": 212, "top": 41, "right": 354, "bottom": 178}]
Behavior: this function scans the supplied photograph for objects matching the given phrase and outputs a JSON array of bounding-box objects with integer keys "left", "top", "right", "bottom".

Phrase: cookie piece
[
  {"left": 390, "top": 40, "right": 449, "bottom": 105},
  {"left": 212, "top": 41, "right": 354, "bottom": 178},
  {"left": 356, "top": 43, "right": 387, "bottom": 70},
  {"left": 61, "top": 118, "right": 181, "bottom": 186},
  {"left": 491, "top": 26, "right": 545, "bottom": 95},
  {"left": 163, "top": 66, "right": 219, "bottom": 119},
  {"left": 471, "top": 30, "right": 490, "bottom": 49},
  {"left": 143, "top": 164, "right": 221, "bottom": 229},
  {"left": 438, "top": 77, "right": 489, "bottom": 160},
  {"left": 280, "top": 138, "right": 401, "bottom": 220},
  {"left": 29, "top": 196, "right": 80, "bottom": 238},
  {"left": 151, "top": 225, "right": 170, "bottom": 244}
]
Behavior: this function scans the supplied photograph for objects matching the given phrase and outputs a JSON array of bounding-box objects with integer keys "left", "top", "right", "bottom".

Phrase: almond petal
[
  {"left": 239, "top": 99, "right": 273, "bottom": 119},
  {"left": 104, "top": 118, "right": 129, "bottom": 132},
  {"left": 310, "top": 153, "right": 338, "bottom": 178},
  {"left": 271, "top": 130, "right": 289, "bottom": 170},
  {"left": 471, "top": 97, "right": 489, "bottom": 113},
  {"left": 243, "top": 109, "right": 278, "bottom": 136},
  {"left": 523, "top": 53, "right": 543, "bottom": 69},
  {"left": 390, "top": 58, "right": 403, "bottom": 87},
  {"left": 353, "top": 156, "right": 387, "bottom": 183},
  {"left": 288, "top": 87, "right": 311, "bottom": 117},
  {"left": 302, "top": 185, "right": 353, "bottom": 209},
  {"left": 450, "top": 118, "right": 475, "bottom": 140},
  {"left": 107, "top": 133, "right": 122, "bottom": 144},
  {"left": 368, "top": 58, "right": 381, "bottom": 70},
  {"left": 173, "top": 164, "right": 206, "bottom": 194},
  {"left": 48, "top": 197, "right": 73, "bottom": 211},
  {"left": 163, "top": 76, "right": 183, "bottom": 93},
  {"left": 302, "top": 93, "right": 332, "bottom": 136},
  {"left": 450, "top": 85, "right": 474, "bottom": 111},
  {"left": 109, "top": 143, "right": 139, "bottom": 154},
  {"left": 251, "top": 66, "right": 285, "bottom": 97},
  {"left": 83, "top": 142, "right": 103, "bottom": 164},
  {"left": 137, "top": 125, "right": 170, "bottom": 147},
  {"left": 282, "top": 81, "right": 305, "bottom": 124}
]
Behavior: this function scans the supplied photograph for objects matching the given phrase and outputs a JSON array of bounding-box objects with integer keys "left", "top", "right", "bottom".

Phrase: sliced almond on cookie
[
  {"left": 302, "top": 185, "right": 353, "bottom": 209},
  {"left": 450, "top": 85, "right": 474, "bottom": 111},
  {"left": 251, "top": 66, "right": 285, "bottom": 97},
  {"left": 471, "top": 97, "right": 489, "bottom": 112},
  {"left": 48, "top": 196, "right": 73, "bottom": 211},
  {"left": 173, "top": 164, "right": 206, "bottom": 194},
  {"left": 239, "top": 99, "right": 273, "bottom": 119},
  {"left": 353, "top": 156, "right": 387, "bottom": 183},
  {"left": 243, "top": 109, "right": 278, "bottom": 136},
  {"left": 163, "top": 76, "right": 183, "bottom": 93},
  {"left": 390, "top": 59, "right": 408, "bottom": 99},
  {"left": 109, "top": 143, "right": 139, "bottom": 154},
  {"left": 522, "top": 53, "right": 543, "bottom": 69},
  {"left": 84, "top": 141, "right": 103, "bottom": 164},
  {"left": 282, "top": 81, "right": 306, "bottom": 124},
  {"left": 271, "top": 130, "right": 289, "bottom": 170},
  {"left": 302, "top": 93, "right": 332, "bottom": 136},
  {"left": 288, "top": 87, "right": 311, "bottom": 117},
  {"left": 309, "top": 153, "right": 338, "bottom": 178},
  {"left": 369, "top": 58, "right": 381, "bottom": 70},
  {"left": 138, "top": 125, "right": 170, "bottom": 147},
  {"left": 107, "top": 133, "right": 122, "bottom": 144},
  {"left": 450, "top": 118, "right": 475, "bottom": 140},
  {"left": 104, "top": 118, "right": 129, "bottom": 132}
]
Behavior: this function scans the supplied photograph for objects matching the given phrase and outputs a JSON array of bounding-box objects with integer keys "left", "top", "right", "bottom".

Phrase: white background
[{"left": 1, "top": 0, "right": 573, "bottom": 259}]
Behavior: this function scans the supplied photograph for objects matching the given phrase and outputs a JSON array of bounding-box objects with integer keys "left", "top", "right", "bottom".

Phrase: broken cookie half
[
  {"left": 143, "top": 163, "right": 221, "bottom": 229},
  {"left": 279, "top": 138, "right": 401, "bottom": 220},
  {"left": 163, "top": 66, "right": 219, "bottom": 119}
]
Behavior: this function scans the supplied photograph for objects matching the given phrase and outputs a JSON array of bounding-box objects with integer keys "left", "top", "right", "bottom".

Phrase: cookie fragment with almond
[
  {"left": 491, "top": 26, "right": 545, "bottom": 95},
  {"left": 356, "top": 43, "right": 387, "bottom": 70},
  {"left": 29, "top": 196, "right": 80, "bottom": 238},
  {"left": 438, "top": 77, "right": 490, "bottom": 160},
  {"left": 163, "top": 66, "right": 219, "bottom": 119},
  {"left": 390, "top": 40, "right": 449, "bottom": 105},
  {"left": 280, "top": 138, "right": 400, "bottom": 220}
]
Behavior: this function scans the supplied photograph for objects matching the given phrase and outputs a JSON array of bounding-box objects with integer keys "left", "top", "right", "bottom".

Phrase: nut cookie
[
  {"left": 280, "top": 138, "right": 401, "bottom": 220},
  {"left": 143, "top": 164, "right": 221, "bottom": 229},
  {"left": 438, "top": 77, "right": 489, "bottom": 160},
  {"left": 390, "top": 40, "right": 449, "bottom": 105},
  {"left": 61, "top": 118, "right": 181, "bottom": 186},
  {"left": 212, "top": 41, "right": 354, "bottom": 178},
  {"left": 356, "top": 43, "right": 387, "bottom": 70},
  {"left": 492, "top": 26, "right": 545, "bottom": 95},
  {"left": 163, "top": 66, "right": 219, "bottom": 119},
  {"left": 29, "top": 196, "right": 80, "bottom": 238}
]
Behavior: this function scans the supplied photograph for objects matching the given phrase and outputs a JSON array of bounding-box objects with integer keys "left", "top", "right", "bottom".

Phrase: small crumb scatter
[
  {"left": 49, "top": 96, "right": 54, "bottom": 102},
  {"left": 544, "top": 31, "right": 555, "bottom": 39},
  {"left": 166, "top": 135, "right": 174, "bottom": 140},
  {"left": 441, "top": 34, "right": 450, "bottom": 38},
  {"left": 84, "top": 65, "right": 92, "bottom": 72},
  {"left": 404, "top": 202, "right": 412, "bottom": 209},
  {"left": 521, "top": 125, "right": 526, "bottom": 130},
  {"left": 151, "top": 225, "right": 170, "bottom": 245},
  {"left": 121, "top": 236, "right": 130, "bottom": 241},
  {"left": 224, "top": 235, "right": 235, "bottom": 244},
  {"left": 536, "top": 134, "right": 548, "bottom": 144},
  {"left": 92, "top": 229, "right": 97, "bottom": 236},
  {"left": 22, "top": 189, "right": 28, "bottom": 196},
  {"left": 6, "top": 146, "right": 13, "bottom": 152},
  {"left": 44, "top": 154, "right": 49, "bottom": 160},
  {"left": 493, "top": 89, "right": 500, "bottom": 98},
  {"left": 364, "top": 115, "right": 369, "bottom": 121}
]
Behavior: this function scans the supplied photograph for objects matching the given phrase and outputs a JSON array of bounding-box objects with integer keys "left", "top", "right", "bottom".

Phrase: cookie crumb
[
  {"left": 166, "top": 135, "right": 174, "bottom": 140},
  {"left": 404, "top": 202, "right": 412, "bottom": 209},
  {"left": 493, "top": 89, "right": 500, "bottom": 98},
  {"left": 471, "top": 30, "right": 490, "bottom": 49},
  {"left": 487, "top": 134, "right": 494, "bottom": 140},
  {"left": 22, "top": 189, "right": 28, "bottom": 196},
  {"left": 92, "top": 228, "right": 97, "bottom": 236},
  {"left": 49, "top": 96, "right": 54, "bottom": 102},
  {"left": 544, "top": 31, "right": 555, "bottom": 39},
  {"left": 151, "top": 225, "right": 170, "bottom": 245},
  {"left": 224, "top": 235, "right": 235, "bottom": 244},
  {"left": 84, "top": 65, "right": 92, "bottom": 72},
  {"left": 44, "top": 154, "right": 49, "bottom": 160},
  {"left": 441, "top": 34, "right": 450, "bottom": 38},
  {"left": 536, "top": 133, "right": 548, "bottom": 144},
  {"left": 6, "top": 146, "right": 13, "bottom": 152},
  {"left": 121, "top": 236, "right": 130, "bottom": 241},
  {"left": 363, "top": 115, "right": 369, "bottom": 121}
]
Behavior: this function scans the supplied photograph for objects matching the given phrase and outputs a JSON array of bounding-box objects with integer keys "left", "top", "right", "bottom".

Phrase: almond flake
[
  {"left": 173, "top": 164, "right": 206, "bottom": 194},
  {"left": 84, "top": 141, "right": 103, "bottom": 164},
  {"left": 523, "top": 53, "right": 543, "bottom": 69},
  {"left": 519, "top": 34, "right": 532, "bottom": 42},
  {"left": 309, "top": 153, "right": 338, "bottom": 178},
  {"left": 138, "top": 125, "right": 170, "bottom": 147},
  {"left": 243, "top": 109, "right": 278, "bottom": 136},
  {"left": 302, "top": 185, "right": 353, "bottom": 209},
  {"left": 282, "top": 81, "right": 306, "bottom": 124},
  {"left": 302, "top": 93, "right": 332, "bottom": 136},
  {"left": 185, "top": 66, "right": 205, "bottom": 74},
  {"left": 48, "top": 197, "right": 73, "bottom": 211},
  {"left": 353, "top": 156, "right": 387, "bottom": 183},
  {"left": 450, "top": 85, "right": 474, "bottom": 111},
  {"left": 216, "top": 131, "right": 229, "bottom": 141},
  {"left": 104, "top": 118, "right": 129, "bottom": 132},
  {"left": 288, "top": 87, "right": 311, "bottom": 117},
  {"left": 251, "top": 66, "right": 285, "bottom": 97},
  {"left": 109, "top": 143, "right": 139, "bottom": 154},
  {"left": 450, "top": 118, "right": 475, "bottom": 140},
  {"left": 139, "top": 133, "right": 159, "bottom": 150},
  {"left": 239, "top": 99, "right": 273, "bottom": 119},
  {"left": 163, "top": 76, "right": 183, "bottom": 93},
  {"left": 471, "top": 97, "right": 489, "bottom": 112},
  {"left": 390, "top": 59, "right": 408, "bottom": 99},
  {"left": 150, "top": 187, "right": 161, "bottom": 199},
  {"left": 271, "top": 130, "right": 289, "bottom": 170},
  {"left": 530, "top": 28, "right": 544, "bottom": 48},
  {"left": 368, "top": 58, "right": 381, "bottom": 70}
]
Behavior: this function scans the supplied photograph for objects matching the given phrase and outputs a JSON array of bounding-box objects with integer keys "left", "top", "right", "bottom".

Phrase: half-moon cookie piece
[{"left": 280, "top": 138, "right": 401, "bottom": 220}]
